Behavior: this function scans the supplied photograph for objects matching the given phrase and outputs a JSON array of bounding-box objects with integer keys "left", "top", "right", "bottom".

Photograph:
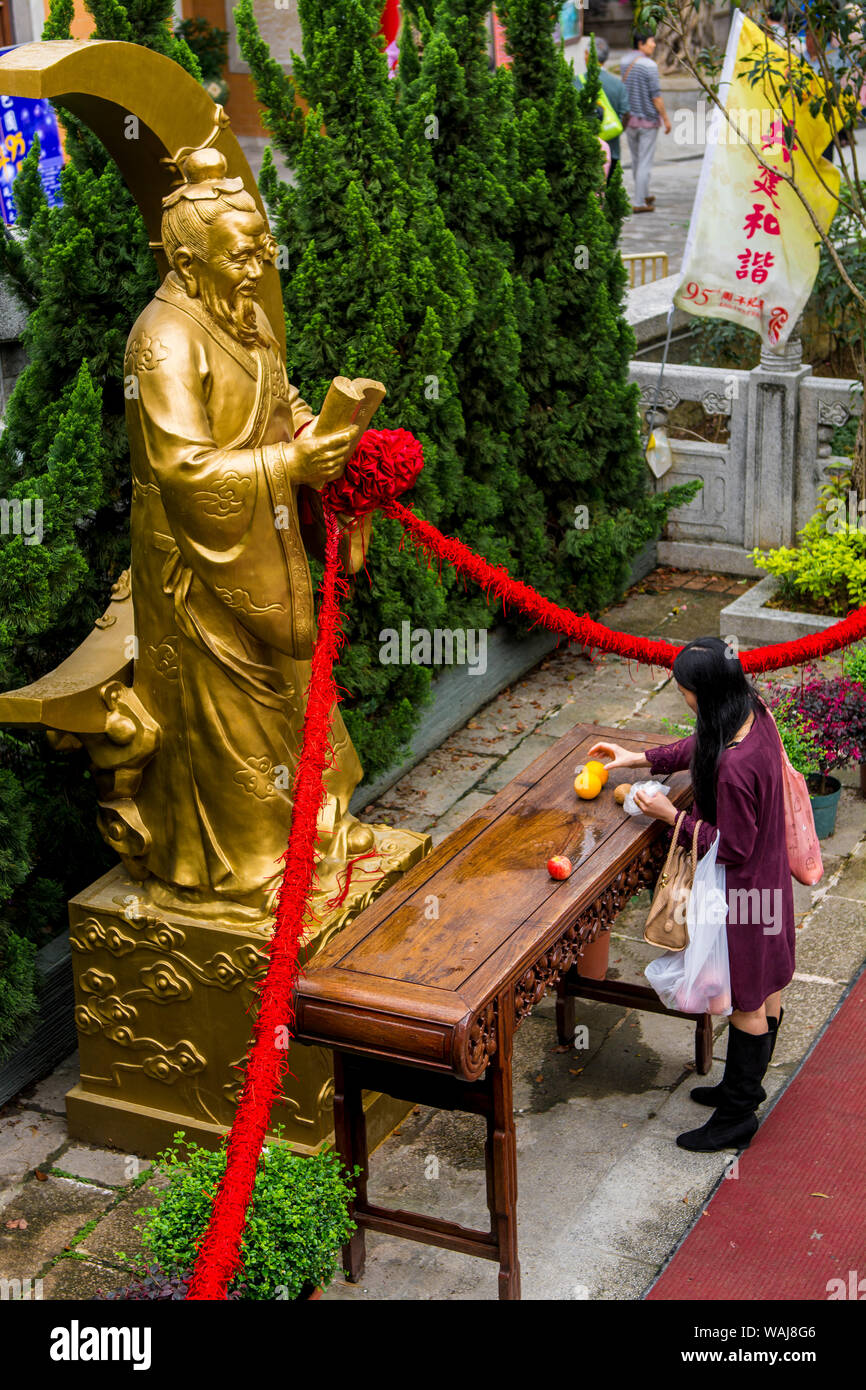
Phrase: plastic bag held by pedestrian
[{"left": 645, "top": 831, "right": 732, "bottom": 1016}]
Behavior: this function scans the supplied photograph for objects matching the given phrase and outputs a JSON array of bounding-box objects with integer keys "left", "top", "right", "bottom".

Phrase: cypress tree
[
  {"left": 396, "top": 1, "right": 551, "bottom": 586},
  {"left": 499, "top": 0, "right": 698, "bottom": 611},
  {"left": 237, "top": 0, "right": 481, "bottom": 773}
]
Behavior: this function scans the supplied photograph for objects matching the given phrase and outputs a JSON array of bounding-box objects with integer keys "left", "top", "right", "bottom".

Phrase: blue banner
[{"left": 0, "top": 46, "right": 64, "bottom": 225}]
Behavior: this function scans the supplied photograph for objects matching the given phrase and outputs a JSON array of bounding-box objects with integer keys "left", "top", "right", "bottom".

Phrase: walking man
[{"left": 621, "top": 28, "right": 671, "bottom": 213}]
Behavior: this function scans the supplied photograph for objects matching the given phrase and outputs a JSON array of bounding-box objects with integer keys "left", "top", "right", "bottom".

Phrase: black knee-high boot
[
  {"left": 677, "top": 1023, "right": 774, "bottom": 1152},
  {"left": 690, "top": 1008, "right": 783, "bottom": 1109}
]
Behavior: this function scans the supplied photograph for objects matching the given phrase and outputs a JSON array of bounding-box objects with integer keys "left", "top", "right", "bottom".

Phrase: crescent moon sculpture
[{"left": 0, "top": 39, "right": 286, "bottom": 353}]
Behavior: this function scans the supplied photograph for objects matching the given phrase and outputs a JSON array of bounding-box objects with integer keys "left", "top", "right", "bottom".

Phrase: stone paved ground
[{"left": 1, "top": 568, "right": 862, "bottom": 1301}]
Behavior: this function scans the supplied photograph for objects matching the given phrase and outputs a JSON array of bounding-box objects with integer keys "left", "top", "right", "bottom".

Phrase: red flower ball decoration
[{"left": 322, "top": 427, "right": 424, "bottom": 517}]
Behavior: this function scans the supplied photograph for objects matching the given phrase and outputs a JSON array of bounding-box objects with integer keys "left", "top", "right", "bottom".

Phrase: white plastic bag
[
  {"left": 622, "top": 779, "right": 669, "bottom": 816},
  {"left": 644, "top": 831, "right": 732, "bottom": 1016}
]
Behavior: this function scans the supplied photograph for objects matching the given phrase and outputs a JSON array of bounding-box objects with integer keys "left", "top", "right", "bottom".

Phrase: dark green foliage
[
  {"left": 0, "top": 923, "right": 38, "bottom": 1064},
  {"left": 498, "top": 0, "right": 698, "bottom": 610},
  {"left": 239, "top": 0, "right": 480, "bottom": 772},
  {"left": 0, "top": 766, "right": 38, "bottom": 1059},
  {"left": 138, "top": 1132, "right": 356, "bottom": 1299},
  {"left": 397, "top": 0, "right": 546, "bottom": 583}
]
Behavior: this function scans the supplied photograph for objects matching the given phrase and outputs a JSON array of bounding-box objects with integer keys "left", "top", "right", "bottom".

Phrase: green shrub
[
  {"left": 752, "top": 516, "right": 866, "bottom": 615},
  {"left": 137, "top": 1132, "right": 356, "bottom": 1300}
]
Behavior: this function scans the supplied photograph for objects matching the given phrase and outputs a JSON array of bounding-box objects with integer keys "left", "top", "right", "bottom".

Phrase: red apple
[{"left": 547, "top": 855, "right": 572, "bottom": 880}]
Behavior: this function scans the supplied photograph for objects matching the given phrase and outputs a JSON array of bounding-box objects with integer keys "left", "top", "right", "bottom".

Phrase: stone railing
[{"left": 626, "top": 275, "right": 862, "bottom": 575}]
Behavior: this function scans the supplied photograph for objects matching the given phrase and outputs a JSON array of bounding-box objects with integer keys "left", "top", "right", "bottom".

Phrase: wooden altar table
[{"left": 293, "top": 723, "right": 712, "bottom": 1299}]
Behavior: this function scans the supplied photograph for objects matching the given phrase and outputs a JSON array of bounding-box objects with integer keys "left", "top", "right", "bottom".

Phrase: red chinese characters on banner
[
  {"left": 682, "top": 282, "right": 767, "bottom": 323},
  {"left": 743, "top": 203, "right": 780, "bottom": 239},
  {"left": 726, "top": 120, "right": 796, "bottom": 331},
  {"left": 736, "top": 248, "right": 775, "bottom": 283},
  {"left": 752, "top": 166, "right": 783, "bottom": 209}
]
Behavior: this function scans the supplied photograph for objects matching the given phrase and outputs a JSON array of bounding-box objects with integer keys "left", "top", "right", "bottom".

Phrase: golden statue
[
  {"left": 0, "top": 41, "right": 428, "bottom": 1154},
  {"left": 120, "top": 145, "right": 383, "bottom": 919}
]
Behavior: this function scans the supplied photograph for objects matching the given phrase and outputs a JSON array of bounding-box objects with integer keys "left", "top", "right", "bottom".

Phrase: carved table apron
[{"left": 293, "top": 724, "right": 711, "bottom": 1300}]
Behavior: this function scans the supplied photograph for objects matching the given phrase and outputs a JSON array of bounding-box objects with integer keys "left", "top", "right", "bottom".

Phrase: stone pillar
[{"left": 743, "top": 324, "right": 811, "bottom": 552}]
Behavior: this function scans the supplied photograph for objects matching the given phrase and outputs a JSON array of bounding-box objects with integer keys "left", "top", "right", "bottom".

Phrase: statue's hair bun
[{"left": 181, "top": 148, "right": 229, "bottom": 184}]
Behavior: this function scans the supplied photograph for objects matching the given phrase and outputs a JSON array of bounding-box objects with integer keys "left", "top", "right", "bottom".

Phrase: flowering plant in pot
[
  {"left": 768, "top": 676, "right": 866, "bottom": 837},
  {"left": 763, "top": 692, "right": 822, "bottom": 779},
  {"left": 124, "top": 1130, "right": 356, "bottom": 1300}
]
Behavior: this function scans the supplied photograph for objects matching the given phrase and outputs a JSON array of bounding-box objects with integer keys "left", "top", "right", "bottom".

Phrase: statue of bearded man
[{"left": 121, "top": 147, "right": 375, "bottom": 920}]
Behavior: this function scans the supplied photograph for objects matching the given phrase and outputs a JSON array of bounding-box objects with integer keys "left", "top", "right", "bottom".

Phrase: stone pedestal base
[{"left": 66, "top": 825, "right": 430, "bottom": 1157}]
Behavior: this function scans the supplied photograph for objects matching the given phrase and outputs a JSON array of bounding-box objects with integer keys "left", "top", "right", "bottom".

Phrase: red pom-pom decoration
[{"left": 322, "top": 427, "right": 424, "bottom": 517}]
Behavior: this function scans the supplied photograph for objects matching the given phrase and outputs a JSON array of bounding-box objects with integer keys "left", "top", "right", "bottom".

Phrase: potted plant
[
  {"left": 751, "top": 469, "right": 866, "bottom": 620},
  {"left": 843, "top": 642, "right": 866, "bottom": 797},
  {"left": 122, "top": 1131, "right": 356, "bottom": 1300},
  {"left": 768, "top": 678, "right": 866, "bottom": 838}
]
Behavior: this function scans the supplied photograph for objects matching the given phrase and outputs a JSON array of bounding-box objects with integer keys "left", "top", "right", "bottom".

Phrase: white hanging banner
[{"left": 675, "top": 12, "right": 841, "bottom": 348}]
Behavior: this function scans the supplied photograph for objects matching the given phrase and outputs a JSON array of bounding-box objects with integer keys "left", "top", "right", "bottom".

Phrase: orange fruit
[
  {"left": 584, "top": 759, "right": 609, "bottom": 786},
  {"left": 574, "top": 769, "right": 603, "bottom": 800}
]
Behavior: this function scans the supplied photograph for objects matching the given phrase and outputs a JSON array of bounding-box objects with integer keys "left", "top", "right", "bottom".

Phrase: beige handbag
[{"left": 644, "top": 811, "right": 703, "bottom": 952}]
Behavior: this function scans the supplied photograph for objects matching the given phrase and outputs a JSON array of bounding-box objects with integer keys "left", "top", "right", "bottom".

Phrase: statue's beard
[{"left": 198, "top": 278, "right": 263, "bottom": 348}]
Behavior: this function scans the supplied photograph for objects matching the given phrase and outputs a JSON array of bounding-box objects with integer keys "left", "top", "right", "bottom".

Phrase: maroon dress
[{"left": 645, "top": 701, "right": 795, "bottom": 1012}]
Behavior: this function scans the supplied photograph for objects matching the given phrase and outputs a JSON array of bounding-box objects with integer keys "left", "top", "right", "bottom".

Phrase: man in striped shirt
[{"left": 621, "top": 28, "right": 671, "bottom": 213}]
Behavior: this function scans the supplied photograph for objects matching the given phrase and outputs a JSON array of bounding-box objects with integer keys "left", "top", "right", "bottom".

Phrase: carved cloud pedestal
[{"left": 65, "top": 826, "right": 430, "bottom": 1158}]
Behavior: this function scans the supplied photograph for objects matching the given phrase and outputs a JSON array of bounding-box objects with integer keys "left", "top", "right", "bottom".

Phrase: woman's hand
[
  {"left": 587, "top": 741, "right": 648, "bottom": 772},
  {"left": 633, "top": 786, "right": 678, "bottom": 824}
]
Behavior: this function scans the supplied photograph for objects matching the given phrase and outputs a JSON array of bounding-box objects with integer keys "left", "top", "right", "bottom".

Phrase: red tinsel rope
[
  {"left": 186, "top": 508, "right": 347, "bottom": 1301},
  {"left": 382, "top": 500, "right": 866, "bottom": 673}
]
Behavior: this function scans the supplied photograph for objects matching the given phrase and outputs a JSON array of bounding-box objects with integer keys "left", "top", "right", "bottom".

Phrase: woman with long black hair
[{"left": 589, "top": 636, "right": 794, "bottom": 1152}]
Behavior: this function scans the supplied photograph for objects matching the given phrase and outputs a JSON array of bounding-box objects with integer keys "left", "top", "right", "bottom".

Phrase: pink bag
[{"left": 762, "top": 702, "right": 824, "bottom": 886}]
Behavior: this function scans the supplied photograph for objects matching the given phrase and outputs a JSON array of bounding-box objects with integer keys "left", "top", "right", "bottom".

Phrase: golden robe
[{"left": 123, "top": 272, "right": 363, "bottom": 914}]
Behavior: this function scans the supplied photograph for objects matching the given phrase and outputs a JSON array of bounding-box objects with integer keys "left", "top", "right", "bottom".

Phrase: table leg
[
  {"left": 556, "top": 971, "right": 575, "bottom": 1046},
  {"left": 695, "top": 1012, "right": 713, "bottom": 1075},
  {"left": 485, "top": 987, "right": 521, "bottom": 1300},
  {"left": 333, "top": 1049, "right": 368, "bottom": 1283}
]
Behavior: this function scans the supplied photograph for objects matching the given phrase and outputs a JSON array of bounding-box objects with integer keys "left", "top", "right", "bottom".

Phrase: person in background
[
  {"left": 575, "top": 35, "right": 630, "bottom": 183},
  {"left": 621, "top": 28, "right": 671, "bottom": 213}
]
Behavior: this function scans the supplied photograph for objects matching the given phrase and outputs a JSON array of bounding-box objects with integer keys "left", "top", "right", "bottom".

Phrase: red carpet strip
[{"left": 647, "top": 967, "right": 866, "bottom": 1300}]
